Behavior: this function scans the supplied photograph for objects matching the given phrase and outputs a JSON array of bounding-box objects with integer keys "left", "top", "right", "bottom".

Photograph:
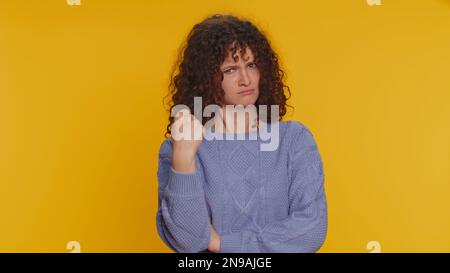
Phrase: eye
[
  {"left": 247, "top": 62, "right": 257, "bottom": 68},
  {"left": 223, "top": 68, "right": 236, "bottom": 74}
]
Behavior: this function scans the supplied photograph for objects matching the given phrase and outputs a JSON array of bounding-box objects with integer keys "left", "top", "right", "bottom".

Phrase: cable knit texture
[{"left": 156, "top": 121, "right": 327, "bottom": 253}]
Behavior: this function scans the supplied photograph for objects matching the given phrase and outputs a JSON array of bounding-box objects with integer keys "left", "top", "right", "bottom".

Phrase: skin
[
  {"left": 171, "top": 46, "right": 260, "bottom": 252},
  {"left": 220, "top": 46, "right": 260, "bottom": 107}
]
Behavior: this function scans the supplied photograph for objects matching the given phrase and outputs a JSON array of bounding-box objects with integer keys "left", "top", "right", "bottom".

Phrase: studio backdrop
[{"left": 1, "top": 0, "right": 449, "bottom": 252}]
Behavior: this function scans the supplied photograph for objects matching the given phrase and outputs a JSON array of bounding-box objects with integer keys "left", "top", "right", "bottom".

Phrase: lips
[{"left": 237, "top": 89, "right": 255, "bottom": 95}]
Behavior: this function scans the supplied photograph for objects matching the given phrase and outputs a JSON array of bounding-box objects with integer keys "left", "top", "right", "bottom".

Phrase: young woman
[{"left": 156, "top": 14, "right": 327, "bottom": 253}]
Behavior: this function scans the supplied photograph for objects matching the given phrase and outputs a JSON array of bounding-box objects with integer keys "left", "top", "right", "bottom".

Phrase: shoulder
[
  {"left": 158, "top": 137, "right": 173, "bottom": 158},
  {"left": 279, "top": 120, "right": 319, "bottom": 149},
  {"left": 281, "top": 120, "right": 306, "bottom": 132},
  {"left": 280, "top": 120, "right": 312, "bottom": 138}
]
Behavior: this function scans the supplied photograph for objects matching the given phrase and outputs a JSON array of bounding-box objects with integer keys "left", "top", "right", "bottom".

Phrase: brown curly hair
[{"left": 164, "top": 14, "right": 291, "bottom": 137}]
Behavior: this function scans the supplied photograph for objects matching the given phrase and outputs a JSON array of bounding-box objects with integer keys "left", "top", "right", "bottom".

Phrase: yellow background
[{"left": 1, "top": 0, "right": 449, "bottom": 252}]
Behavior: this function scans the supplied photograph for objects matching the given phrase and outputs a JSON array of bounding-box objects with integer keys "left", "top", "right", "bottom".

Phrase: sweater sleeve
[
  {"left": 219, "top": 123, "right": 328, "bottom": 253},
  {"left": 155, "top": 138, "right": 211, "bottom": 253}
]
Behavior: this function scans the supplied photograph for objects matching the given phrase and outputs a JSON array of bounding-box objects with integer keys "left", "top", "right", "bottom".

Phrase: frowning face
[{"left": 220, "top": 46, "right": 260, "bottom": 106}]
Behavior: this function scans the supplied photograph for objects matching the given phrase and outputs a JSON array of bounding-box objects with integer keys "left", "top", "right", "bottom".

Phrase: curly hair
[{"left": 164, "top": 14, "right": 291, "bottom": 137}]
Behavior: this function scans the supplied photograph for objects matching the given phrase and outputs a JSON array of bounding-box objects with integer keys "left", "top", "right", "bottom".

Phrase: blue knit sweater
[{"left": 156, "top": 120, "right": 327, "bottom": 253}]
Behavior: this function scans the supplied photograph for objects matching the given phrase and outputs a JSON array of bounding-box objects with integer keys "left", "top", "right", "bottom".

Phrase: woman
[{"left": 156, "top": 14, "right": 327, "bottom": 253}]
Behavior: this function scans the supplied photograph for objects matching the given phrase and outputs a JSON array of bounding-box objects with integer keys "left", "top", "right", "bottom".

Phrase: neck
[{"left": 213, "top": 105, "right": 259, "bottom": 134}]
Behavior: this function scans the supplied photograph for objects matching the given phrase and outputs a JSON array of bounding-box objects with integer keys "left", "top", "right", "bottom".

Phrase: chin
[
  {"left": 233, "top": 97, "right": 258, "bottom": 106},
  {"left": 230, "top": 102, "right": 256, "bottom": 107},
  {"left": 241, "top": 98, "right": 258, "bottom": 106}
]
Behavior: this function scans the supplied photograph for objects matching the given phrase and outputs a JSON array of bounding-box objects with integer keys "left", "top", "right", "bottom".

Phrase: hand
[
  {"left": 171, "top": 109, "right": 204, "bottom": 173},
  {"left": 207, "top": 223, "right": 221, "bottom": 253}
]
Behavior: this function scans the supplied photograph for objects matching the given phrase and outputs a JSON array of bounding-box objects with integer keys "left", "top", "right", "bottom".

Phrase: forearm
[
  {"left": 159, "top": 165, "right": 211, "bottom": 252},
  {"left": 172, "top": 148, "right": 196, "bottom": 173}
]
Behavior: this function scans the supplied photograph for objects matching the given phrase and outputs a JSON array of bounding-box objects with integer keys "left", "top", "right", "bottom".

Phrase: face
[{"left": 220, "top": 46, "right": 260, "bottom": 106}]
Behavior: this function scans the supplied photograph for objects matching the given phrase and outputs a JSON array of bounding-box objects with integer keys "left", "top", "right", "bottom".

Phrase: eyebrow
[{"left": 221, "top": 60, "right": 255, "bottom": 69}]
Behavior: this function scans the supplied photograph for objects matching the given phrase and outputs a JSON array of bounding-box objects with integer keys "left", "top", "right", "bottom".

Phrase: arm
[
  {"left": 219, "top": 124, "right": 328, "bottom": 253},
  {"left": 156, "top": 138, "right": 211, "bottom": 253},
  {"left": 156, "top": 111, "right": 212, "bottom": 252}
]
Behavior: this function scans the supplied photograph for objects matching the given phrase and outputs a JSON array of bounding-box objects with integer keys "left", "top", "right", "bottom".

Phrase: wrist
[{"left": 172, "top": 150, "right": 196, "bottom": 173}]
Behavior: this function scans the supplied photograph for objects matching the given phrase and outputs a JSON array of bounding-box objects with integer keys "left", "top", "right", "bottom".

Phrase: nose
[{"left": 238, "top": 68, "right": 251, "bottom": 86}]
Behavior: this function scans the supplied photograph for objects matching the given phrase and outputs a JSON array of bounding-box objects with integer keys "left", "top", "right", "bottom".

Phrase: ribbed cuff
[
  {"left": 219, "top": 232, "right": 243, "bottom": 253},
  {"left": 167, "top": 166, "right": 203, "bottom": 196}
]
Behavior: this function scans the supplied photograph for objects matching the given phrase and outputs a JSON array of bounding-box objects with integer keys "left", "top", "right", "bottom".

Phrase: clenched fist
[{"left": 170, "top": 109, "right": 205, "bottom": 173}]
